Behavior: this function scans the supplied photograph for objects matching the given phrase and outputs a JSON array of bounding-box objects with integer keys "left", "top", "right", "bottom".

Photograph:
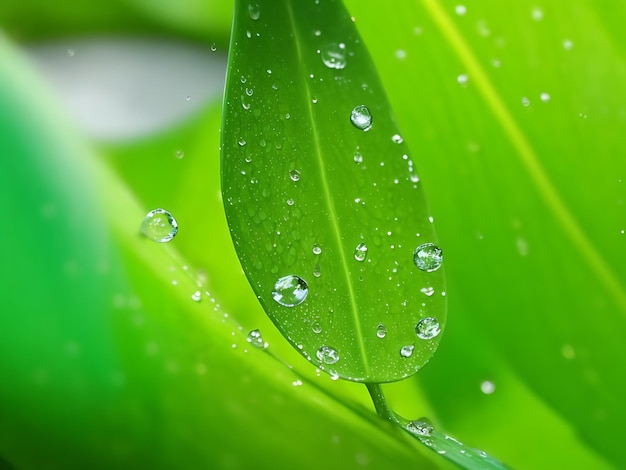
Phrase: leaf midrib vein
[
  {"left": 285, "top": 0, "right": 371, "bottom": 376},
  {"left": 423, "top": 0, "right": 626, "bottom": 314}
]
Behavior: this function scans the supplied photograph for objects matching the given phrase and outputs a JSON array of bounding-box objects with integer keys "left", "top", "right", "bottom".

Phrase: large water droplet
[
  {"left": 400, "top": 345, "right": 415, "bottom": 357},
  {"left": 414, "top": 243, "right": 443, "bottom": 272},
  {"left": 317, "top": 346, "right": 340, "bottom": 364},
  {"left": 247, "top": 329, "right": 268, "bottom": 349},
  {"left": 141, "top": 209, "right": 178, "bottom": 242},
  {"left": 248, "top": 3, "right": 261, "bottom": 20},
  {"left": 321, "top": 42, "right": 347, "bottom": 69},
  {"left": 289, "top": 169, "right": 301, "bottom": 182},
  {"left": 376, "top": 323, "right": 387, "bottom": 338},
  {"left": 272, "top": 275, "right": 309, "bottom": 307},
  {"left": 350, "top": 105, "right": 372, "bottom": 131},
  {"left": 354, "top": 242, "right": 368, "bottom": 261},
  {"left": 415, "top": 317, "right": 441, "bottom": 339},
  {"left": 407, "top": 419, "right": 434, "bottom": 436}
]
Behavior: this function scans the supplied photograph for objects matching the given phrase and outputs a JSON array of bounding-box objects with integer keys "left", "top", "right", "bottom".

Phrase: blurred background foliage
[{"left": 1, "top": 0, "right": 624, "bottom": 469}]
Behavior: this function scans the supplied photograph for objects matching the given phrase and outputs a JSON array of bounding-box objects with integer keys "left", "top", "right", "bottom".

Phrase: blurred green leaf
[
  {"left": 346, "top": 0, "right": 626, "bottom": 467},
  {"left": 221, "top": 0, "right": 446, "bottom": 383}
]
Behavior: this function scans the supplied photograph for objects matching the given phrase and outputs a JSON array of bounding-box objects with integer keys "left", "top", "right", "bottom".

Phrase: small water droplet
[
  {"left": 141, "top": 209, "right": 178, "bottom": 242},
  {"left": 400, "top": 345, "right": 414, "bottom": 357},
  {"left": 321, "top": 42, "right": 347, "bottom": 69},
  {"left": 289, "top": 169, "right": 301, "bottom": 181},
  {"left": 312, "top": 244, "right": 322, "bottom": 255},
  {"left": 395, "top": 49, "right": 406, "bottom": 60},
  {"left": 186, "top": 95, "right": 191, "bottom": 101},
  {"left": 563, "top": 39, "right": 573, "bottom": 50},
  {"left": 191, "top": 291, "right": 202, "bottom": 302},
  {"left": 354, "top": 242, "right": 368, "bottom": 261},
  {"left": 353, "top": 151, "right": 363, "bottom": 164},
  {"left": 240, "top": 75, "right": 247, "bottom": 84},
  {"left": 407, "top": 419, "right": 433, "bottom": 436},
  {"left": 420, "top": 286, "right": 435, "bottom": 297},
  {"left": 272, "top": 275, "right": 309, "bottom": 307},
  {"left": 480, "top": 380, "right": 496, "bottom": 394},
  {"left": 245, "top": 87, "right": 254, "bottom": 96},
  {"left": 540, "top": 92, "right": 550, "bottom": 102},
  {"left": 531, "top": 7, "right": 544, "bottom": 21},
  {"left": 415, "top": 317, "right": 441, "bottom": 339},
  {"left": 376, "top": 323, "right": 387, "bottom": 338},
  {"left": 312, "top": 322, "right": 323, "bottom": 334},
  {"left": 175, "top": 150, "right": 184, "bottom": 159},
  {"left": 455, "top": 5, "right": 467, "bottom": 15},
  {"left": 67, "top": 49, "right": 75, "bottom": 57},
  {"left": 350, "top": 105, "right": 372, "bottom": 131},
  {"left": 317, "top": 346, "right": 340, "bottom": 364},
  {"left": 414, "top": 243, "right": 443, "bottom": 272},
  {"left": 247, "top": 329, "right": 268, "bottom": 349},
  {"left": 457, "top": 74, "right": 468, "bottom": 85},
  {"left": 392, "top": 134, "right": 404, "bottom": 144},
  {"left": 248, "top": 3, "right": 261, "bottom": 20},
  {"left": 210, "top": 43, "right": 217, "bottom": 52},
  {"left": 238, "top": 137, "right": 247, "bottom": 147},
  {"left": 286, "top": 198, "right": 295, "bottom": 206}
]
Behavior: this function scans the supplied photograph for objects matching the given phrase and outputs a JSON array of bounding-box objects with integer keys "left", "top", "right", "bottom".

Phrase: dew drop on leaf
[
  {"left": 141, "top": 208, "right": 178, "bottom": 243},
  {"left": 317, "top": 345, "right": 340, "bottom": 364},
  {"left": 420, "top": 286, "right": 435, "bottom": 297},
  {"left": 350, "top": 105, "right": 372, "bottom": 130},
  {"left": 312, "top": 244, "right": 322, "bottom": 255},
  {"left": 376, "top": 323, "right": 387, "bottom": 338},
  {"left": 191, "top": 291, "right": 202, "bottom": 302},
  {"left": 289, "top": 169, "right": 301, "bottom": 181},
  {"left": 248, "top": 3, "right": 261, "bottom": 20},
  {"left": 414, "top": 243, "right": 443, "bottom": 272},
  {"left": 406, "top": 419, "right": 434, "bottom": 436},
  {"left": 247, "top": 329, "right": 268, "bottom": 349},
  {"left": 400, "top": 345, "right": 415, "bottom": 357},
  {"left": 354, "top": 242, "right": 368, "bottom": 261},
  {"left": 480, "top": 380, "right": 496, "bottom": 395},
  {"left": 353, "top": 151, "right": 363, "bottom": 164},
  {"left": 272, "top": 275, "right": 309, "bottom": 307},
  {"left": 321, "top": 42, "right": 347, "bottom": 69},
  {"left": 391, "top": 133, "right": 403, "bottom": 144},
  {"left": 415, "top": 317, "right": 441, "bottom": 340},
  {"left": 312, "top": 322, "right": 323, "bottom": 334}
]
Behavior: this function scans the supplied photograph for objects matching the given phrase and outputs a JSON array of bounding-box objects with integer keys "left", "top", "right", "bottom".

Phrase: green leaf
[
  {"left": 0, "top": 35, "right": 445, "bottom": 469},
  {"left": 221, "top": 0, "right": 447, "bottom": 383}
]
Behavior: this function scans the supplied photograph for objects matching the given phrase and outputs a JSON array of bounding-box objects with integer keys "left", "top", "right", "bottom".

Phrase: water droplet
[
  {"left": 414, "top": 243, "right": 443, "bottom": 272},
  {"left": 245, "top": 87, "right": 254, "bottom": 96},
  {"left": 316, "top": 346, "right": 340, "bottom": 364},
  {"left": 420, "top": 286, "right": 435, "bottom": 297},
  {"left": 247, "top": 329, "right": 268, "bottom": 349},
  {"left": 457, "top": 74, "right": 468, "bottom": 85},
  {"left": 289, "top": 169, "right": 301, "bottom": 181},
  {"left": 248, "top": 3, "right": 261, "bottom": 20},
  {"left": 407, "top": 420, "right": 433, "bottom": 436},
  {"left": 540, "top": 92, "right": 550, "bottom": 102},
  {"left": 312, "top": 322, "right": 323, "bottom": 334},
  {"left": 272, "top": 275, "right": 309, "bottom": 307},
  {"left": 395, "top": 49, "right": 406, "bottom": 60},
  {"left": 191, "top": 291, "right": 202, "bottom": 302},
  {"left": 563, "top": 39, "right": 573, "bottom": 50},
  {"left": 531, "top": 7, "right": 544, "bottom": 21},
  {"left": 480, "top": 380, "right": 496, "bottom": 395},
  {"left": 415, "top": 317, "right": 441, "bottom": 340},
  {"left": 521, "top": 96, "right": 530, "bottom": 107},
  {"left": 67, "top": 49, "right": 75, "bottom": 57},
  {"left": 141, "top": 209, "right": 178, "bottom": 243},
  {"left": 238, "top": 137, "right": 247, "bottom": 147},
  {"left": 391, "top": 134, "right": 404, "bottom": 144},
  {"left": 354, "top": 242, "right": 368, "bottom": 261},
  {"left": 210, "top": 43, "right": 217, "bottom": 52},
  {"left": 186, "top": 95, "right": 191, "bottom": 101},
  {"left": 353, "top": 151, "right": 363, "bottom": 164},
  {"left": 175, "top": 150, "right": 184, "bottom": 159},
  {"left": 286, "top": 198, "right": 294, "bottom": 206},
  {"left": 350, "top": 105, "right": 372, "bottom": 131},
  {"left": 400, "top": 345, "right": 414, "bottom": 357},
  {"left": 376, "top": 323, "right": 387, "bottom": 338},
  {"left": 455, "top": 5, "right": 467, "bottom": 15},
  {"left": 312, "top": 244, "right": 322, "bottom": 255},
  {"left": 321, "top": 42, "right": 347, "bottom": 69}
]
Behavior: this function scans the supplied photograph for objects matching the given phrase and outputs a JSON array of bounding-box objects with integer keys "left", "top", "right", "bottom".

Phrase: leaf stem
[{"left": 366, "top": 383, "right": 399, "bottom": 423}]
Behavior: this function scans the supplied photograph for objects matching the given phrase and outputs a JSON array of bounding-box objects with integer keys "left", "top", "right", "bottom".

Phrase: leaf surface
[{"left": 222, "top": 0, "right": 446, "bottom": 382}]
